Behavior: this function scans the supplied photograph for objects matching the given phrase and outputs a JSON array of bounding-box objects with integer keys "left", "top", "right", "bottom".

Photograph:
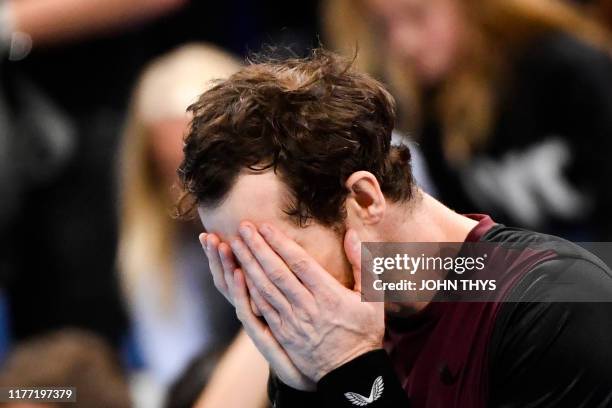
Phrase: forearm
[
  {"left": 7, "top": 0, "right": 186, "bottom": 46},
  {"left": 194, "top": 331, "right": 269, "bottom": 408}
]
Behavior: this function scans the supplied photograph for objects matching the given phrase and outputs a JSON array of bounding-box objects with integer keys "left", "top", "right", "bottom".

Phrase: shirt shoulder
[{"left": 486, "top": 230, "right": 612, "bottom": 406}]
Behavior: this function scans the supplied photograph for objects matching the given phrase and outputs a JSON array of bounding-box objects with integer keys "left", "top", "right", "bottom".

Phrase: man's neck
[
  {"left": 381, "top": 192, "right": 480, "bottom": 315},
  {"left": 382, "top": 191, "right": 479, "bottom": 243}
]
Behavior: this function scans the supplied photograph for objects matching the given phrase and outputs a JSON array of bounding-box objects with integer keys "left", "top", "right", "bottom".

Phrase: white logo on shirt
[{"left": 344, "top": 376, "right": 384, "bottom": 406}]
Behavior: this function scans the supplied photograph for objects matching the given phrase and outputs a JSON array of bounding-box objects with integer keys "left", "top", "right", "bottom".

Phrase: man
[{"left": 177, "top": 49, "right": 612, "bottom": 407}]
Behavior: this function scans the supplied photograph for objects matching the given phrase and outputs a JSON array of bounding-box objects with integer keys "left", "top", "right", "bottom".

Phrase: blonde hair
[
  {"left": 118, "top": 43, "right": 240, "bottom": 307},
  {"left": 323, "top": 0, "right": 610, "bottom": 163}
]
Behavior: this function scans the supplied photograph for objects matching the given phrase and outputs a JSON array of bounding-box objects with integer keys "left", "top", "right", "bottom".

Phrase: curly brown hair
[{"left": 177, "top": 48, "right": 415, "bottom": 226}]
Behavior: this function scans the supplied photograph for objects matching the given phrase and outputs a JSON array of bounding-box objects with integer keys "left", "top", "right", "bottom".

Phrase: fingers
[
  {"left": 244, "top": 271, "right": 281, "bottom": 328},
  {"left": 200, "top": 233, "right": 232, "bottom": 304},
  {"left": 240, "top": 260, "right": 263, "bottom": 316},
  {"left": 232, "top": 269, "right": 292, "bottom": 368},
  {"left": 238, "top": 223, "right": 313, "bottom": 308},
  {"left": 257, "top": 223, "right": 338, "bottom": 291},
  {"left": 230, "top": 238, "right": 293, "bottom": 316},
  {"left": 234, "top": 268, "right": 274, "bottom": 330},
  {"left": 201, "top": 232, "right": 260, "bottom": 315},
  {"left": 214, "top": 240, "right": 261, "bottom": 315},
  {"left": 218, "top": 242, "right": 238, "bottom": 301}
]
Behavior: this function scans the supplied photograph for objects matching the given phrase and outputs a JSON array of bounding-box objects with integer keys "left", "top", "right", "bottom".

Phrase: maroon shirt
[
  {"left": 270, "top": 214, "right": 612, "bottom": 407},
  {"left": 383, "top": 214, "right": 555, "bottom": 407}
]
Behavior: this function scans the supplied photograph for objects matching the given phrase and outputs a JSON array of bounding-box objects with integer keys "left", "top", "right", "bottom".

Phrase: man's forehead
[
  {"left": 197, "top": 170, "right": 292, "bottom": 237},
  {"left": 222, "top": 171, "right": 287, "bottom": 214}
]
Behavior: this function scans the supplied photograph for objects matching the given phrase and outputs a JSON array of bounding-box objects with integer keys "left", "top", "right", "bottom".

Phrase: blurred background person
[
  {"left": 0, "top": 328, "right": 131, "bottom": 408},
  {"left": 323, "top": 0, "right": 612, "bottom": 241},
  {"left": 118, "top": 43, "right": 242, "bottom": 395},
  {"left": 0, "top": 0, "right": 193, "bottom": 353}
]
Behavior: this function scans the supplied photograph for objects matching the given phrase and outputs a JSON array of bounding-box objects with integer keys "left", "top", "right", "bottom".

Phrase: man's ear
[{"left": 345, "top": 171, "right": 386, "bottom": 226}]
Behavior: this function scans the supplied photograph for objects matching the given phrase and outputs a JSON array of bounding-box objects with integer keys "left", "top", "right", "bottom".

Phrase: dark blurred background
[{"left": 0, "top": 0, "right": 609, "bottom": 407}]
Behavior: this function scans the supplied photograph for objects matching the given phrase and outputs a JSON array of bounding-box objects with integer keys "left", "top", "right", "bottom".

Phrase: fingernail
[
  {"left": 239, "top": 225, "right": 251, "bottom": 239},
  {"left": 199, "top": 233, "right": 207, "bottom": 246},
  {"left": 230, "top": 239, "right": 241, "bottom": 252},
  {"left": 259, "top": 224, "right": 271, "bottom": 238}
]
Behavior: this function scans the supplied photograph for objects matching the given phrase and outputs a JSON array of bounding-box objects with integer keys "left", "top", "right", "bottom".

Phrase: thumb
[{"left": 344, "top": 229, "right": 363, "bottom": 292}]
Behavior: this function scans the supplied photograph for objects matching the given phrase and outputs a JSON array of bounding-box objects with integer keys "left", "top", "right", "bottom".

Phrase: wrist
[
  {"left": 315, "top": 343, "right": 380, "bottom": 382},
  {"left": 277, "top": 377, "right": 316, "bottom": 393},
  {"left": 317, "top": 349, "right": 410, "bottom": 406},
  {"left": 292, "top": 379, "right": 316, "bottom": 392},
  {"left": 275, "top": 371, "right": 316, "bottom": 392}
]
